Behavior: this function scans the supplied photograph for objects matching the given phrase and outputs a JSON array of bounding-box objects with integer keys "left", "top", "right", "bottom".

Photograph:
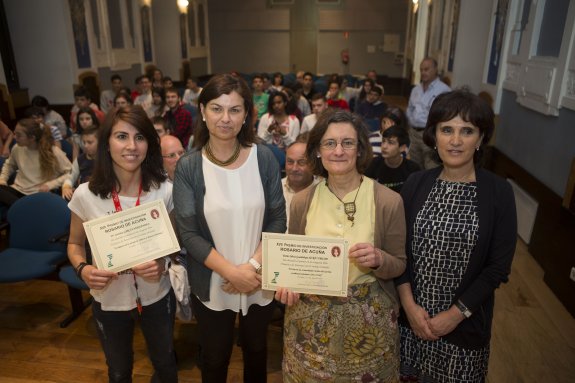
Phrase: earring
[
  {"left": 316, "top": 153, "right": 321, "bottom": 158},
  {"left": 476, "top": 146, "right": 480, "bottom": 151},
  {"left": 202, "top": 117, "right": 206, "bottom": 122},
  {"left": 243, "top": 120, "right": 246, "bottom": 125},
  {"left": 434, "top": 146, "right": 437, "bottom": 150}
]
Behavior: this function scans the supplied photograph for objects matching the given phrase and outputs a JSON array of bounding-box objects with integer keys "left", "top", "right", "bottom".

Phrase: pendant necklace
[
  {"left": 327, "top": 177, "right": 363, "bottom": 227},
  {"left": 204, "top": 140, "right": 241, "bottom": 167}
]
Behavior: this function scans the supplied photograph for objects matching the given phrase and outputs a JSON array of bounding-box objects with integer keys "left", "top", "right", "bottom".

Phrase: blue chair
[
  {"left": 60, "top": 139, "right": 73, "bottom": 162},
  {"left": 58, "top": 264, "right": 92, "bottom": 328},
  {"left": 0, "top": 193, "right": 70, "bottom": 283}
]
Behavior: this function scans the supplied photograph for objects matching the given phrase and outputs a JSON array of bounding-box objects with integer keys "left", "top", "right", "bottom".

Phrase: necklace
[
  {"left": 204, "top": 140, "right": 241, "bottom": 167},
  {"left": 327, "top": 177, "right": 363, "bottom": 227}
]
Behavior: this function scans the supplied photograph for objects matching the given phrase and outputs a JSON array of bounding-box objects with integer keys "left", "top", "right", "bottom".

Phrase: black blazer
[{"left": 397, "top": 166, "right": 517, "bottom": 349}]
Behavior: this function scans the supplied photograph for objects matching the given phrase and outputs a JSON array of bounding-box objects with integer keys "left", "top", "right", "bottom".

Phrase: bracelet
[
  {"left": 248, "top": 258, "right": 262, "bottom": 275},
  {"left": 75, "top": 262, "right": 88, "bottom": 281}
]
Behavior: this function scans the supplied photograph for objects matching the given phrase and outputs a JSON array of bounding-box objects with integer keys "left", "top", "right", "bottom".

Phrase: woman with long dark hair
[{"left": 67, "top": 105, "right": 177, "bottom": 383}]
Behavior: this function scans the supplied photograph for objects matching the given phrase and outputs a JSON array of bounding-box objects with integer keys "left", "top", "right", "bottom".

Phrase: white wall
[
  {"left": 450, "top": 0, "right": 492, "bottom": 92},
  {"left": 151, "top": 0, "right": 181, "bottom": 80},
  {"left": 4, "top": 0, "right": 76, "bottom": 104}
]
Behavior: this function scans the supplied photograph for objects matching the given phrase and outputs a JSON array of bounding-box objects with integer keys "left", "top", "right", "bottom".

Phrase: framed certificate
[
  {"left": 261, "top": 232, "right": 349, "bottom": 297},
  {"left": 83, "top": 200, "right": 181, "bottom": 273}
]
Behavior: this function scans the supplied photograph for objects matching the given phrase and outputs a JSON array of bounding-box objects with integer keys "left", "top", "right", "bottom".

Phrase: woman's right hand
[
  {"left": 275, "top": 287, "right": 300, "bottom": 306},
  {"left": 81, "top": 265, "right": 117, "bottom": 290},
  {"left": 404, "top": 303, "right": 439, "bottom": 341},
  {"left": 224, "top": 263, "right": 261, "bottom": 294}
]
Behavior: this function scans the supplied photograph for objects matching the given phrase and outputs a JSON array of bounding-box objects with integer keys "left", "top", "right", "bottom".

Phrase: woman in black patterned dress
[{"left": 396, "top": 90, "right": 517, "bottom": 382}]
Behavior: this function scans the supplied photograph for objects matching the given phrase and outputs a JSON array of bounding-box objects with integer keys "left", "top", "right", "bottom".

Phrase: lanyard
[{"left": 111, "top": 183, "right": 143, "bottom": 314}]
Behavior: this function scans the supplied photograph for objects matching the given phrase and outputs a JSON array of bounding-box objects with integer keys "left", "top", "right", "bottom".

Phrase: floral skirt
[{"left": 283, "top": 281, "right": 400, "bottom": 383}]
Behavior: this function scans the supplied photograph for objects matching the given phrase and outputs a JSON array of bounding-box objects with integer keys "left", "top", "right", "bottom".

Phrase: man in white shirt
[
  {"left": 300, "top": 94, "right": 328, "bottom": 133},
  {"left": 406, "top": 57, "right": 451, "bottom": 169},
  {"left": 100, "top": 74, "right": 123, "bottom": 114},
  {"left": 282, "top": 133, "right": 320, "bottom": 225},
  {"left": 182, "top": 77, "right": 202, "bottom": 107},
  {"left": 134, "top": 75, "right": 153, "bottom": 115}
]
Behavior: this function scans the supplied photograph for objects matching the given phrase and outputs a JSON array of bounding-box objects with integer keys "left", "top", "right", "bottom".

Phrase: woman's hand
[
  {"left": 348, "top": 243, "right": 383, "bottom": 269},
  {"left": 62, "top": 186, "right": 74, "bottom": 200},
  {"left": 222, "top": 263, "right": 261, "bottom": 294},
  {"left": 428, "top": 306, "right": 464, "bottom": 337},
  {"left": 132, "top": 260, "right": 165, "bottom": 281},
  {"left": 403, "top": 303, "right": 439, "bottom": 341},
  {"left": 38, "top": 183, "right": 51, "bottom": 192},
  {"left": 275, "top": 287, "right": 300, "bottom": 306},
  {"left": 1, "top": 148, "right": 10, "bottom": 158},
  {"left": 81, "top": 265, "right": 117, "bottom": 290}
]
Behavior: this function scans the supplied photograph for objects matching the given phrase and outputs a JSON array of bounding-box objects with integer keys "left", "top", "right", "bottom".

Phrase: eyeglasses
[
  {"left": 162, "top": 151, "right": 185, "bottom": 159},
  {"left": 319, "top": 139, "right": 358, "bottom": 151}
]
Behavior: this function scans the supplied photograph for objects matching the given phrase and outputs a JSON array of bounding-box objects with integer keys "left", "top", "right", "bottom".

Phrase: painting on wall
[
  {"left": 141, "top": 6, "right": 153, "bottom": 62},
  {"left": 68, "top": 0, "right": 91, "bottom": 68},
  {"left": 447, "top": 0, "right": 460, "bottom": 72},
  {"left": 487, "top": 0, "right": 510, "bottom": 84}
]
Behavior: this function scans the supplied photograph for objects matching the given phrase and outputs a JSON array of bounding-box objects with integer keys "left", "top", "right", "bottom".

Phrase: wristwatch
[
  {"left": 455, "top": 300, "right": 472, "bottom": 318},
  {"left": 248, "top": 258, "right": 262, "bottom": 274}
]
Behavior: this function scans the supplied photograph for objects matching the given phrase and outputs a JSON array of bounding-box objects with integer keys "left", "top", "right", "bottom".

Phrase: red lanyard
[{"left": 111, "top": 183, "right": 143, "bottom": 314}]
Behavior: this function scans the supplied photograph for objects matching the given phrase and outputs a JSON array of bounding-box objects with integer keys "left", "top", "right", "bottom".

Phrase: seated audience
[
  {"left": 62, "top": 125, "right": 98, "bottom": 200},
  {"left": 257, "top": 91, "right": 300, "bottom": 150},
  {"left": 301, "top": 72, "right": 316, "bottom": 106},
  {"left": 152, "top": 116, "right": 170, "bottom": 137},
  {"left": 369, "top": 106, "right": 408, "bottom": 157},
  {"left": 252, "top": 74, "right": 270, "bottom": 121},
  {"left": 355, "top": 86, "right": 387, "bottom": 122},
  {"left": 24, "top": 107, "right": 63, "bottom": 149},
  {"left": 271, "top": 72, "right": 285, "bottom": 92},
  {"left": 183, "top": 77, "right": 203, "bottom": 107},
  {"left": 326, "top": 79, "right": 350, "bottom": 110},
  {"left": 151, "top": 68, "right": 164, "bottom": 88},
  {"left": 114, "top": 93, "right": 133, "bottom": 108},
  {"left": 160, "top": 134, "right": 185, "bottom": 182},
  {"left": 163, "top": 76, "right": 174, "bottom": 90},
  {"left": 134, "top": 75, "right": 153, "bottom": 114},
  {"left": 164, "top": 88, "right": 193, "bottom": 148},
  {"left": 289, "top": 82, "right": 311, "bottom": 118},
  {"left": 149, "top": 87, "right": 168, "bottom": 118},
  {"left": 0, "top": 118, "right": 72, "bottom": 206},
  {"left": 100, "top": 74, "right": 123, "bottom": 114},
  {"left": 31, "top": 95, "right": 67, "bottom": 138},
  {"left": 70, "top": 87, "right": 105, "bottom": 133},
  {"left": 282, "top": 132, "right": 320, "bottom": 224},
  {"left": 300, "top": 94, "right": 328, "bottom": 133},
  {"left": 365, "top": 126, "right": 420, "bottom": 193},
  {"left": 72, "top": 107, "right": 101, "bottom": 160},
  {"left": 0, "top": 115, "right": 14, "bottom": 168}
]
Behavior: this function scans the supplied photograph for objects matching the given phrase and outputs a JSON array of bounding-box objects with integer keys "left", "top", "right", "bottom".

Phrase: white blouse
[{"left": 202, "top": 145, "right": 273, "bottom": 314}]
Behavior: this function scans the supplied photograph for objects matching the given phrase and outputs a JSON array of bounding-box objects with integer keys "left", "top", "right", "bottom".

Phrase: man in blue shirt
[{"left": 406, "top": 57, "right": 450, "bottom": 169}]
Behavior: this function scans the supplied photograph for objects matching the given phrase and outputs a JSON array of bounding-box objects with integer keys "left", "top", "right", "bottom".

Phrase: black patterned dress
[{"left": 400, "top": 179, "right": 489, "bottom": 383}]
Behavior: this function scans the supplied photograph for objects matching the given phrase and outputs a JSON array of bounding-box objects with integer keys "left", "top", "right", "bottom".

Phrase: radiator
[{"left": 507, "top": 179, "right": 538, "bottom": 244}]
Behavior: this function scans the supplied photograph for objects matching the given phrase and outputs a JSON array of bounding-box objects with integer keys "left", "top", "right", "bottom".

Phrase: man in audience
[
  {"left": 25, "top": 107, "right": 63, "bottom": 149},
  {"left": 326, "top": 79, "right": 350, "bottom": 110},
  {"left": 100, "top": 74, "right": 123, "bottom": 114},
  {"left": 365, "top": 126, "right": 420, "bottom": 193},
  {"left": 160, "top": 134, "right": 185, "bottom": 182},
  {"left": 70, "top": 87, "right": 105, "bottom": 133},
  {"left": 152, "top": 116, "right": 170, "bottom": 137},
  {"left": 183, "top": 77, "right": 202, "bottom": 107},
  {"left": 355, "top": 86, "right": 387, "bottom": 122},
  {"left": 164, "top": 88, "right": 193, "bottom": 148},
  {"left": 302, "top": 72, "right": 316, "bottom": 106},
  {"left": 252, "top": 74, "right": 269, "bottom": 121},
  {"left": 367, "top": 69, "right": 385, "bottom": 95},
  {"left": 283, "top": 133, "right": 319, "bottom": 224},
  {"left": 406, "top": 57, "right": 451, "bottom": 168},
  {"left": 134, "top": 75, "right": 153, "bottom": 114},
  {"left": 301, "top": 94, "right": 328, "bottom": 133}
]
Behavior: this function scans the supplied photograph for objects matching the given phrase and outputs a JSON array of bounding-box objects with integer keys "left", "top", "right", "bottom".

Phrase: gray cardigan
[{"left": 173, "top": 144, "right": 286, "bottom": 301}]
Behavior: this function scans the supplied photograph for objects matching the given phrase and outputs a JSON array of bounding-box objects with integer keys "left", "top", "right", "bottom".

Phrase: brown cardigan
[{"left": 289, "top": 179, "right": 407, "bottom": 308}]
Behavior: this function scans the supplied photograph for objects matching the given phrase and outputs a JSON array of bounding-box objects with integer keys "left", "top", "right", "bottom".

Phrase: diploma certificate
[
  {"left": 83, "top": 200, "right": 180, "bottom": 273},
  {"left": 261, "top": 233, "right": 349, "bottom": 297}
]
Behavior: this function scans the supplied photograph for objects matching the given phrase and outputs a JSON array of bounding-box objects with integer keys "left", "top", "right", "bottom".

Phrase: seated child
[
  {"left": 62, "top": 126, "right": 98, "bottom": 200},
  {"left": 365, "top": 126, "right": 420, "bottom": 193}
]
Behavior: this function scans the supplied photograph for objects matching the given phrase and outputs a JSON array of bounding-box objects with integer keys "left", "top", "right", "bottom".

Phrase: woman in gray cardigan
[{"left": 173, "top": 74, "right": 286, "bottom": 383}]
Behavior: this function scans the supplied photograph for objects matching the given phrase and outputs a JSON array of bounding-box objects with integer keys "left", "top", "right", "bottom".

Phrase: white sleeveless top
[{"left": 202, "top": 145, "right": 273, "bottom": 314}]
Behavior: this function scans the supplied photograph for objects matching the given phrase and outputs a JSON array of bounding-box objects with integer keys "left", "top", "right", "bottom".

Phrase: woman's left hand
[
  {"left": 348, "top": 243, "right": 383, "bottom": 269},
  {"left": 132, "top": 260, "right": 164, "bottom": 281},
  {"left": 38, "top": 183, "right": 51, "bottom": 192},
  {"left": 427, "top": 306, "right": 464, "bottom": 337}
]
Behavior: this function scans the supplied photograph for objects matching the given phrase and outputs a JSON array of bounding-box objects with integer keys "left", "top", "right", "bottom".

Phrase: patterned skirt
[{"left": 283, "top": 281, "right": 400, "bottom": 383}]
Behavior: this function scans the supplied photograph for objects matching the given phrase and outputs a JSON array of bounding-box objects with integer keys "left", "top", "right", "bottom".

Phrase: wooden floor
[{"left": 0, "top": 239, "right": 573, "bottom": 382}]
